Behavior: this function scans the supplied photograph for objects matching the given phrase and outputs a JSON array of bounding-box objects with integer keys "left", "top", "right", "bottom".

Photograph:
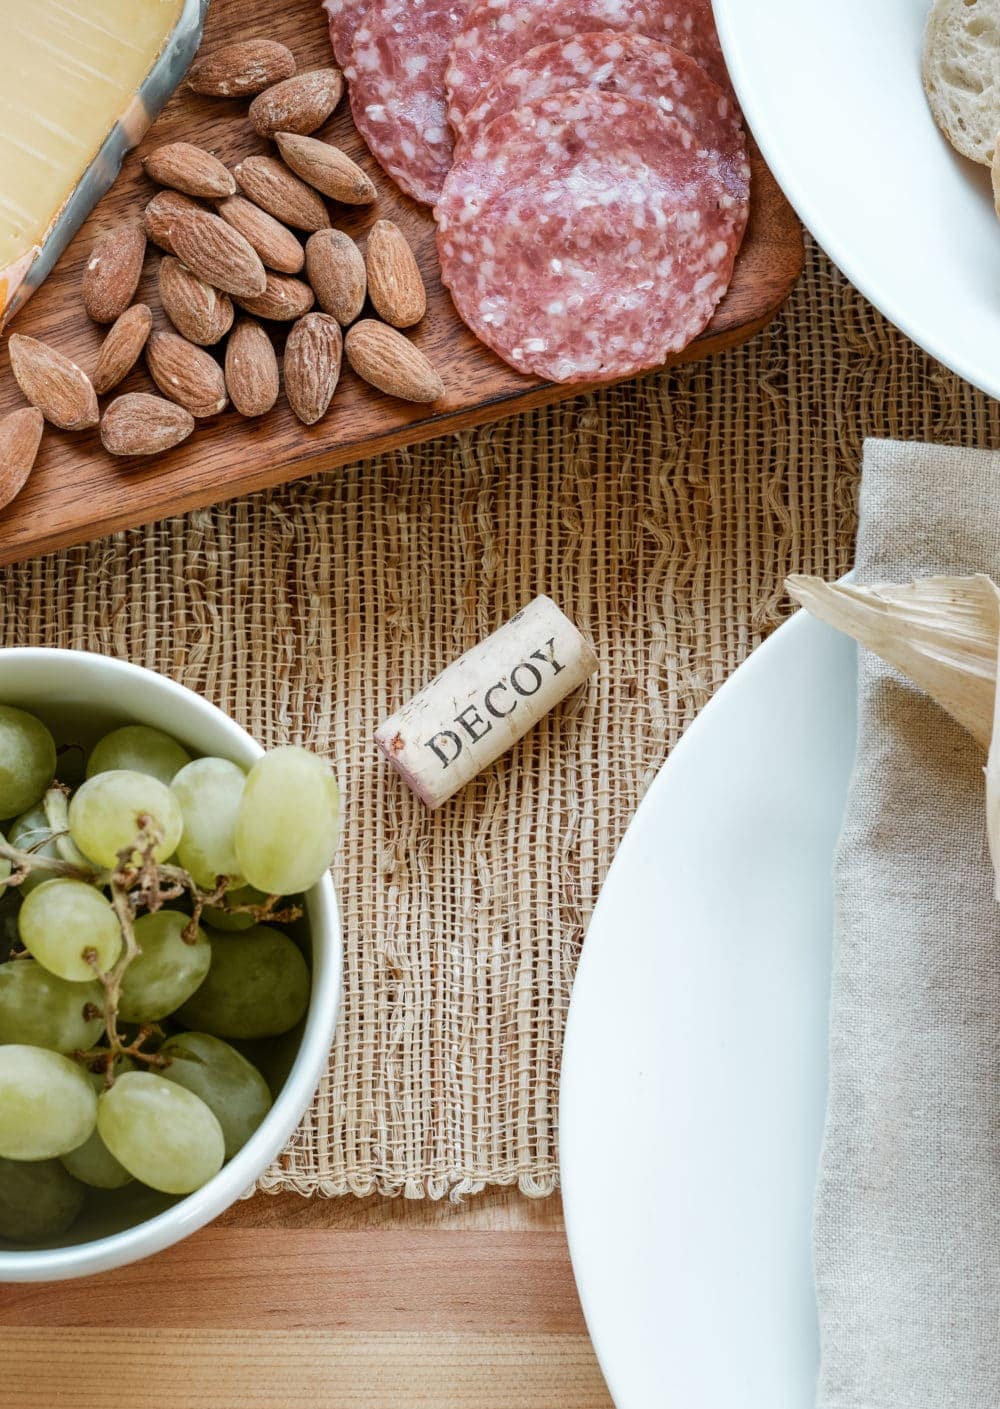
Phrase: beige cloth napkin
[{"left": 814, "top": 439, "right": 1000, "bottom": 1408}]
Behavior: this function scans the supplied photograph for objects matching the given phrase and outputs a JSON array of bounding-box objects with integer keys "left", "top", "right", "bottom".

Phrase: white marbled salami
[
  {"left": 458, "top": 32, "right": 746, "bottom": 188},
  {"left": 323, "top": 0, "right": 368, "bottom": 67},
  {"left": 445, "top": 0, "right": 727, "bottom": 132},
  {"left": 435, "top": 88, "right": 748, "bottom": 383},
  {"left": 346, "top": 0, "right": 472, "bottom": 206}
]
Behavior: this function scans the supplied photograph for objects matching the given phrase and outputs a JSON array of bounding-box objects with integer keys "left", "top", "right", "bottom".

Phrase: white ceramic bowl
[
  {"left": 713, "top": 0, "right": 1000, "bottom": 400},
  {"left": 0, "top": 648, "right": 342, "bottom": 1282}
]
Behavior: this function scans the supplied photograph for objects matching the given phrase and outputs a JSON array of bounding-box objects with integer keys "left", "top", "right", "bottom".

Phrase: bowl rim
[{"left": 0, "top": 646, "right": 342, "bottom": 1282}]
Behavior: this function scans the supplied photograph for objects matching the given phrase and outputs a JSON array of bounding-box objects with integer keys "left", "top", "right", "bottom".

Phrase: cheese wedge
[{"left": 0, "top": 0, "right": 183, "bottom": 307}]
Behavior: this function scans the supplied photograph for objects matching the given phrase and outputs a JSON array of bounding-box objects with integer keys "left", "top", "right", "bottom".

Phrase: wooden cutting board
[
  {"left": 0, "top": 0, "right": 802, "bottom": 570},
  {"left": 0, "top": 1191, "right": 614, "bottom": 1409}
]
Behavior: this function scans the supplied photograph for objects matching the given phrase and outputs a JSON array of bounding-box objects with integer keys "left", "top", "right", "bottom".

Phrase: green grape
[
  {"left": 0, "top": 1155, "right": 85, "bottom": 1243},
  {"left": 9, "top": 805, "right": 59, "bottom": 895},
  {"left": 97, "top": 1070, "right": 225, "bottom": 1194},
  {"left": 19, "top": 878, "right": 122, "bottom": 981},
  {"left": 0, "top": 1044, "right": 97, "bottom": 1159},
  {"left": 160, "top": 1032, "right": 272, "bottom": 1159},
  {"left": 201, "top": 882, "right": 270, "bottom": 932},
  {"left": 171, "top": 757, "right": 246, "bottom": 890},
  {"left": 119, "top": 911, "right": 212, "bottom": 1023},
  {"left": 0, "top": 705, "right": 56, "bottom": 818},
  {"left": 0, "top": 830, "right": 10, "bottom": 888},
  {"left": 0, "top": 959, "right": 104, "bottom": 1051},
  {"left": 61, "top": 1064, "right": 134, "bottom": 1189},
  {"left": 234, "top": 746, "right": 341, "bottom": 895},
  {"left": 86, "top": 724, "right": 191, "bottom": 786},
  {"left": 68, "top": 769, "right": 183, "bottom": 868},
  {"left": 176, "top": 925, "right": 310, "bottom": 1039}
]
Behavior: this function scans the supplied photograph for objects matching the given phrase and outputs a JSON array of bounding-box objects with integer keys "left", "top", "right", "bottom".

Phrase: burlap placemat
[{"left": 2, "top": 239, "right": 996, "bottom": 1198}]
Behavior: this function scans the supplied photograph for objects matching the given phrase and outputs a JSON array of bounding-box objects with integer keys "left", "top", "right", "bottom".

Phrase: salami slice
[
  {"left": 445, "top": 0, "right": 728, "bottom": 132},
  {"left": 323, "top": 0, "right": 368, "bottom": 67},
  {"left": 459, "top": 33, "right": 746, "bottom": 190},
  {"left": 435, "top": 89, "right": 747, "bottom": 383},
  {"left": 346, "top": 0, "right": 471, "bottom": 205}
]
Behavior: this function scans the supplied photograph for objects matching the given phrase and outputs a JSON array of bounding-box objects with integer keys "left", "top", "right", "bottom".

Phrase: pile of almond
[{"left": 0, "top": 36, "right": 444, "bottom": 510}]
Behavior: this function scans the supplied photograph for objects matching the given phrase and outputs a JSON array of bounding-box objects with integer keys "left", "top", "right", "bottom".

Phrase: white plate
[
  {"left": 560, "top": 611, "right": 858, "bottom": 1408},
  {"left": 712, "top": 0, "right": 1000, "bottom": 401}
]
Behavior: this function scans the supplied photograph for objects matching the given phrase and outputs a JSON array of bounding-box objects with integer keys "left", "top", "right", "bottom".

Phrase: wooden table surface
[{"left": 0, "top": 1189, "right": 614, "bottom": 1408}]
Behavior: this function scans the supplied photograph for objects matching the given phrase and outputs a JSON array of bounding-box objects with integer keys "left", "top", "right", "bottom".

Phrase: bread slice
[{"left": 923, "top": 0, "right": 1000, "bottom": 165}]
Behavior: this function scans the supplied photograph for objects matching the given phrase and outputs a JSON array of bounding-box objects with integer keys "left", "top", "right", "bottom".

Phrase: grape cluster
[{"left": 0, "top": 705, "right": 341, "bottom": 1244}]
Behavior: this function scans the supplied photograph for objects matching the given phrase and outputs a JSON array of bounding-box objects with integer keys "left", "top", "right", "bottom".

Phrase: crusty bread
[{"left": 923, "top": 0, "right": 1000, "bottom": 165}]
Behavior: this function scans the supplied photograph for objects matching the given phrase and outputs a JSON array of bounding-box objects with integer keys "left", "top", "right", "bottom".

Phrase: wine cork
[{"left": 375, "top": 595, "right": 598, "bottom": 808}]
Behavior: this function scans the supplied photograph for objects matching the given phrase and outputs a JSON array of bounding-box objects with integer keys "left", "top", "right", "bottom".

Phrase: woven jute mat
[{"left": 3, "top": 239, "right": 998, "bottom": 1198}]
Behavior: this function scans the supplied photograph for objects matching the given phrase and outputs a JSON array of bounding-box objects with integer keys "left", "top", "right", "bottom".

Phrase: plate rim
[
  {"left": 710, "top": 0, "right": 1000, "bottom": 403},
  {"left": 559, "top": 608, "right": 853, "bottom": 1407}
]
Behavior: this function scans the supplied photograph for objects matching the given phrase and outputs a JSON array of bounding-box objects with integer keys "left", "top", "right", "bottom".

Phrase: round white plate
[
  {"left": 712, "top": 0, "right": 1000, "bottom": 400},
  {"left": 560, "top": 611, "right": 858, "bottom": 1408}
]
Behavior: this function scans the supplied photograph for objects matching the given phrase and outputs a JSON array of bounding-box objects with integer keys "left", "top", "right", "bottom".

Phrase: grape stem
[
  {"left": 5, "top": 808, "right": 305, "bottom": 1082},
  {"left": 0, "top": 837, "right": 102, "bottom": 890}
]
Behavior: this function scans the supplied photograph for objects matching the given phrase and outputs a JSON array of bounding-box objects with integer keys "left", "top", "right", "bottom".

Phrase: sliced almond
[
  {"left": 305, "top": 229, "right": 366, "bottom": 326},
  {"left": 8, "top": 334, "right": 100, "bottom": 430},
  {"left": 92, "top": 304, "right": 154, "bottom": 395},
  {"left": 284, "top": 312, "right": 342, "bottom": 425},
  {"left": 225, "top": 318, "right": 280, "bottom": 417},
  {"left": 344, "top": 320, "right": 443, "bottom": 404},
  {"left": 100, "top": 393, "right": 195, "bottom": 456},
  {"left": 274, "top": 133, "right": 376, "bottom": 205},
  {"left": 145, "top": 330, "right": 228, "bottom": 418},
  {"left": 167, "top": 208, "right": 267, "bottom": 299},
  {"left": 216, "top": 195, "right": 304, "bottom": 275},
  {"left": 188, "top": 39, "right": 295, "bottom": 98},
  {"left": 144, "top": 190, "right": 203, "bottom": 254},
  {"left": 0, "top": 407, "right": 43, "bottom": 511},
  {"left": 235, "top": 272, "right": 315, "bottom": 321},
  {"left": 249, "top": 69, "right": 344, "bottom": 138},
  {"left": 365, "top": 220, "right": 426, "bottom": 328},
  {"left": 233, "top": 154, "right": 331, "bottom": 232},
  {"left": 159, "top": 256, "right": 235, "bottom": 345},
  {"left": 81, "top": 221, "right": 147, "bottom": 323},
  {"left": 142, "top": 142, "right": 236, "bottom": 199}
]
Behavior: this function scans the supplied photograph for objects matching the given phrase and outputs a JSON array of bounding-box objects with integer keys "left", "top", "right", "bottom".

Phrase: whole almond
[
  {"left": 344, "top": 320, "right": 443, "bottom": 404},
  {"left": 305, "top": 229, "right": 366, "bottom": 326},
  {"left": 225, "top": 318, "right": 279, "bottom": 417},
  {"left": 144, "top": 190, "right": 203, "bottom": 254},
  {"left": 0, "top": 407, "right": 43, "bottom": 511},
  {"left": 249, "top": 69, "right": 344, "bottom": 138},
  {"left": 274, "top": 133, "right": 376, "bottom": 205},
  {"left": 81, "top": 222, "right": 147, "bottom": 323},
  {"left": 146, "top": 330, "right": 228, "bottom": 418},
  {"left": 8, "top": 335, "right": 100, "bottom": 429},
  {"left": 168, "top": 208, "right": 267, "bottom": 298},
  {"left": 216, "top": 195, "right": 304, "bottom": 274},
  {"left": 92, "top": 303, "right": 154, "bottom": 394},
  {"left": 143, "top": 142, "right": 236, "bottom": 199},
  {"left": 188, "top": 39, "right": 295, "bottom": 97},
  {"left": 233, "top": 155, "right": 330, "bottom": 232},
  {"left": 236, "top": 273, "right": 315, "bottom": 321},
  {"left": 284, "top": 313, "right": 342, "bottom": 425},
  {"left": 365, "top": 220, "right": 426, "bottom": 328},
  {"left": 100, "top": 393, "right": 195, "bottom": 456},
  {"left": 159, "top": 257, "right": 234, "bottom": 345}
]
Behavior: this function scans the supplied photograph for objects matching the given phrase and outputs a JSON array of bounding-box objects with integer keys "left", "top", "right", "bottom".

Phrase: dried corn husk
[{"left": 786, "top": 572, "right": 1000, "bottom": 897}]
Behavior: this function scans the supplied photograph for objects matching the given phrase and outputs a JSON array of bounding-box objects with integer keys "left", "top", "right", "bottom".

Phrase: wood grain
[
  {"left": 0, "top": 1205, "right": 614, "bottom": 1409},
  {"left": 0, "top": 0, "right": 803, "bottom": 569},
  {"left": 5, "top": 1331, "right": 613, "bottom": 1409}
]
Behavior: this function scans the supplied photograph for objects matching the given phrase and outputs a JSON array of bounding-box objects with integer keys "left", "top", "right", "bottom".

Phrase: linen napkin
[{"left": 814, "top": 439, "right": 1000, "bottom": 1408}]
